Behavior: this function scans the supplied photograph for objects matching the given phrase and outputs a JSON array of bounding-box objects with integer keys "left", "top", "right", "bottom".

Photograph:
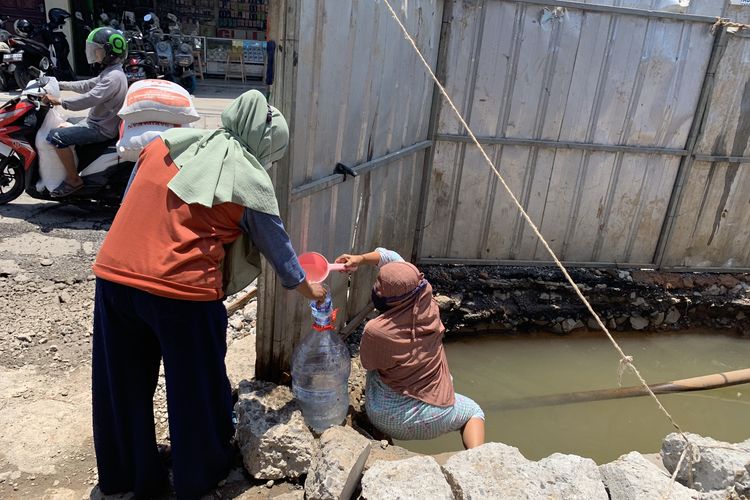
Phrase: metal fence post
[
  {"left": 652, "top": 26, "right": 730, "bottom": 269},
  {"left": 256, "top": 0, "right": 300, "bottom": 382}
]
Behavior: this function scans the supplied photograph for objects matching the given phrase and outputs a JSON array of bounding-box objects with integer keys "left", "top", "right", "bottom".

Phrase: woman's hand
[
  {"left": 335, "top": 254, "right": 364, "bottom": 272},
  {"left": 296, "top": 280, "right": 328, "bottom": 302}
]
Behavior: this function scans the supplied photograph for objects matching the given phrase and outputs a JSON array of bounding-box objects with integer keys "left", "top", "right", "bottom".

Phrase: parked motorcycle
[
  {"left": 162, "top": 14, "right": 196, "bottom": 94},
  {"left": 171, "top": 34, "right": 196, "bottom": 94},
  {"left": 0, "top": 16, "right": 15, "bottom": 91},
  {"left": 6, "top": 19, "right": 50, "bottom": 90},
  {"left": 0, "top": 74, "right": 134, "bottom": 206},
  {"left": 123, "top": 25, "right": 158, "bottom": 85},
  {"left": 45, "top": 9, "right": 75, "bottom": 81},
  {"left": 140, "top": 14, "right": 173, "bottom": 81},
  {"left": 6, "top": 10, "right": 75, "bottom": 91}
]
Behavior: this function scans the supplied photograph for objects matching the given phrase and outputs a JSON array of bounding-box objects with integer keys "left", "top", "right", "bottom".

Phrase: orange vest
[{"left": 93, "top": 138, "right": 244, "bottom": 301}]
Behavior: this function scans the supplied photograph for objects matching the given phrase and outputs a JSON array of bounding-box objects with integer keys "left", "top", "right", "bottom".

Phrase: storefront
[{"left": 87, "top": 0, "right": 270, "bottom": 80}]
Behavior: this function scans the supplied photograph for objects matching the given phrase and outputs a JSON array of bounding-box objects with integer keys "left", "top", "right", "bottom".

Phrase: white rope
[{"left": 380, "top": 0, "right": 694, "bottom": 496}]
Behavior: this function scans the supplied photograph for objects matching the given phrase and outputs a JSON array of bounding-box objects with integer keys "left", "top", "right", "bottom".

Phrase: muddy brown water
[{"left": 398, "top": 330, "right": 750, "bottom": 463}]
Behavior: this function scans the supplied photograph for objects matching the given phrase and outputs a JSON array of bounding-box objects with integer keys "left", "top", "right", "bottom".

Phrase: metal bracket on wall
[
  {"left": 334, "top": 162, "right": 358, "bottom": 181},
  {"left": 290, "top": 140, "right": 432, "bottom": 202}
]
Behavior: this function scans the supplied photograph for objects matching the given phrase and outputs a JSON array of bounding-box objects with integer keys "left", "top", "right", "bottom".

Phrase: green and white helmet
[{"left": 86, "top": 27, "right": 127, "bottom": 65}]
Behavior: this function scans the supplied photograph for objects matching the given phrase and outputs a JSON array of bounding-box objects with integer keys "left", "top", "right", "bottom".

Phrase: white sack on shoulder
[{"left": 118, "top": 79, "right": 200, "bottom": 125}]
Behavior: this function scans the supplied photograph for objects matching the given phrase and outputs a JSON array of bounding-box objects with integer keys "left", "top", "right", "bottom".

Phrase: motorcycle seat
[{"left": 75, "top": 138, "right": 118, "bottom": 171}]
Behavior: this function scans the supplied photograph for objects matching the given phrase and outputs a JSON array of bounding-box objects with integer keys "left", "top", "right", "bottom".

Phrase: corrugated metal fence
[
  {"left": 257, "top": 0, "right": 750, "bottom": 379},
  {"left": 419, "top": 0, "right": 730, "bottom": 267}
]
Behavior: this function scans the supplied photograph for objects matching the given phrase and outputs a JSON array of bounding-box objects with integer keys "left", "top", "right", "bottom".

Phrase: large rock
[
  {"left": 360, "top": 455, "right": 453, "bottom": 500},
  {"left": 601, "top": 451, "right": 706, "bottom": 499},
  {"left": 441, "top": 442, "right": 607, "bottom": 499},
  {"left": 305, "top": 425, "right": 371, "bottom": 500},
  {"left": 538, "top": 453, "right": 609, "bottom": 499},
  {"left": 234, "top": 380, "right": 315, "bottom": 480},
  {"left": 661, "top": 432, "right": 750, "bottom": 492}
]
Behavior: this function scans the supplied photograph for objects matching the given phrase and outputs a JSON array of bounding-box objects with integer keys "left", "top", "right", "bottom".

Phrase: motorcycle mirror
[
  {"left": 167, "top": 13, "right": 178, "bottom": 22},
  {"left": 75, "top": 11, "right": 84, "bottom": 21},
  {"left": 144, "top": 14, "right": 152, "bottom": 22}
]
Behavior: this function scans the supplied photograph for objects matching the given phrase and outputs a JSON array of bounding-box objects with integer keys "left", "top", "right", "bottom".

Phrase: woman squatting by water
[{"left": 337, "top": 248, "right": 486, "bottom": 449}]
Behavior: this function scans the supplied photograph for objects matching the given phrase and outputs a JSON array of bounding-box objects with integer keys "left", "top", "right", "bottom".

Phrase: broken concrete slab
[
  {"left": 661, "top": 432, "right": 750, "bottom": 492},
  {"left": 361, "top": 455, "right": 453, "bottom": 500},
  {"left": 304, "top": 425, "right": 371, "bottom": 500},
  {"left": 234, "top": 380, "right": 315, "bottom": 480},
  {"left": 601, "top": 451, "right": 705, "bottom": 500},
  {"left": 442, "top": 443, "right": 607, "bottom": 500}
]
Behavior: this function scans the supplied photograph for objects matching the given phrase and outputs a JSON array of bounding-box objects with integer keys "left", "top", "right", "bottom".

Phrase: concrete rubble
[
  {"left": 226, "top": 378, "right": 750, "bottom": 500},
  {"left": 600, "top": 451, "right": 708, "bottom": 500},
  {"left": 234, "top": 379, "right": 315, "bottom": 480},
  {"left": 661, "top": 432, "right": 750, "bottom": 492},
  {"left": 441, "top": 443, "right": 607, "bottom": 500},
  {"left": 363, "top": 442, "right": 420, "bottom": 472},
  {"left": 360, "top": 455, "right": 454, "bottom": 500},
  {"left": 304, "top": 425, "right": 371, "bottom": 500}
]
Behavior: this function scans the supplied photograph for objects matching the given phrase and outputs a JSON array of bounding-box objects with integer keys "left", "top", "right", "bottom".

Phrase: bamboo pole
[
  {"left": 226, "top": 287, "right": 258, "bottom": 317},
  {"left": 492, "top": 368, "right": 750, "bottom": 411}
]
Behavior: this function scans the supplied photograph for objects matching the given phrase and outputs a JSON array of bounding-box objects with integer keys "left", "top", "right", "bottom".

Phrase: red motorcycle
[{"left": 0, "top": 75, "right": 134, "bottom": 206}]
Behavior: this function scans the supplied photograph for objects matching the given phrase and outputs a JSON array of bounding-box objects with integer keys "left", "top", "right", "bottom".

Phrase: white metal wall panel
[
  {"left": 661, "top": 32, "right": 750, "bottom": 269},
  {"left": 420, "top": 0, "right": 714, "bottom": 264}
]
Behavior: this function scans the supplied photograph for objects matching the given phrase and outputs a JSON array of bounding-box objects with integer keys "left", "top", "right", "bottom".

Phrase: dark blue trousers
[{"left": 92, "top": 278, "right": 234, "bottom": 499}]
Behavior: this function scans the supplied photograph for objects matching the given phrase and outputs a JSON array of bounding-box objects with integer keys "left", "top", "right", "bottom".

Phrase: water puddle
[{"left": 398, "top": 330, "right": 750, "bottom": 463}]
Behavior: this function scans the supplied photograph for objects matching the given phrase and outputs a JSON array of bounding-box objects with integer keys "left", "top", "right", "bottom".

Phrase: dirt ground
[{"left": 0, "top": 195, "right": 298, "bottom": 499}]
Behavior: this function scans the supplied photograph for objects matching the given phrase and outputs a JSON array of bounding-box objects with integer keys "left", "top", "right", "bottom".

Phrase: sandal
[{"left": 50, "top": 180, "right": 84, "bottom": 198}]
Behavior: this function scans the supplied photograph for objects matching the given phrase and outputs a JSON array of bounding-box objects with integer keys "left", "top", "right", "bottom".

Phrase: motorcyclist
[{"left": 42, "top": 27, "right": 128, "bottom": 197}]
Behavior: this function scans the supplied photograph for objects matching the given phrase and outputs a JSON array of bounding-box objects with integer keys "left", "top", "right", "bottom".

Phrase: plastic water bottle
[{"left": 291, "top": 292, "right": 351, "bottom": 433}]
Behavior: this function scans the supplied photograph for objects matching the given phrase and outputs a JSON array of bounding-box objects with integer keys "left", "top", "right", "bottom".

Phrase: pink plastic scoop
[{"left": 298, "top": 252, "right": 347, "bottom": 283}]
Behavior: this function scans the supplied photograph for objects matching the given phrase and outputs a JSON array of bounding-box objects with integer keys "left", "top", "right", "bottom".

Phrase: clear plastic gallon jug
[{"left": 291, "top": 293, "right": 351, "bottom": 433}]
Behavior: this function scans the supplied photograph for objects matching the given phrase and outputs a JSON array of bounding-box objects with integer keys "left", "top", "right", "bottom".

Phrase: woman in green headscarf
[{"left": 90, "top": 90, "right": 325, "bottom": 499}]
